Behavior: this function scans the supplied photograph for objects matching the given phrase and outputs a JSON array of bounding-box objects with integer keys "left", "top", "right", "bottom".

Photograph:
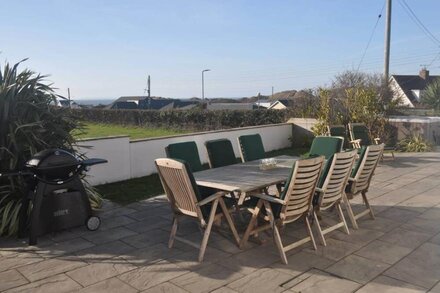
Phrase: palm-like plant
[
  {"left": 422, "top": 78, "right": 440, "bottom": 110},
  {"left": 0, "top": 60, "right": 101, "bottom": 236}
]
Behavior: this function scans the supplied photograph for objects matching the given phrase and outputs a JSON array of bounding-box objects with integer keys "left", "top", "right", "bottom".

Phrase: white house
[{"left": 390, "top": 69, "right": 439, "bottom": 108}]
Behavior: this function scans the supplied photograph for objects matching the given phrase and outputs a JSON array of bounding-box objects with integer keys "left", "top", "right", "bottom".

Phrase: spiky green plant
[
  {"left": 397, "top": 134, "right": 432, "bottom": 152},
  {"left": 0, "top": 59, "right": 102, "bottom": 236},
  {"left": 421, "top": 78, "right": 440, "bottom": 110}
]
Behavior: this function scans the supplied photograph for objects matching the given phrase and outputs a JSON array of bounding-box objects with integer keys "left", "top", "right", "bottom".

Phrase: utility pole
[
  {"left": 202, "top": 69, "right": 210, "bottom": 101},
  {"left": 67, "top": 88, "right": 71, "bottom": 109},
  {"left": 144, "top": 76, "right": 151, "bottom": 109},
  {"left": 271, "top": 86, "right": 274, "bottom": 98},
  {"left": 384, "top": 0, "right": 392, "bottom": 82},
  {"left": 147, "top": 75, "right": 151, "bottom": 109}
]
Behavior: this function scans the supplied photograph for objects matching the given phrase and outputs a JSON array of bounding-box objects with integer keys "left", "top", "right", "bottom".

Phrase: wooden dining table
[{"left": 193, "top": 155, "right": 300, "bottom": 204}]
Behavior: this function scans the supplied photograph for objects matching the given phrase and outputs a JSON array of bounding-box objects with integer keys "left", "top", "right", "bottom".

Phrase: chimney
[{"left": 419, "top": 68, "right": 430, "bottom": 80}]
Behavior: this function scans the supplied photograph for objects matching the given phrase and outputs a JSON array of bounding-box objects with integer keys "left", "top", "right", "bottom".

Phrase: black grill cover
[{"left": 26, "top": 149, "right": 80, "bottom": 181}]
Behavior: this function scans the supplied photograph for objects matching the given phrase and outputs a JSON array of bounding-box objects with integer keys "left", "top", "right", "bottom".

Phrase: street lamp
[{"left": 202, "top": 69, "right": 210, "bottom": 101}]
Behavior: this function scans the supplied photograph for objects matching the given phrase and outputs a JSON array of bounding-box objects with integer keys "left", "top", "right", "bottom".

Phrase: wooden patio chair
[
  {"left": 238, "top": 134, "right": 265, "bottom": 162},
  {"left": 155, "top": 158, "right": 240, "bottom": 262},
  {"left": 309, "top": 136, "right": 344, "bottom": 160},
  {"left": 239, "top": 156, "right": 325, "bottom": 264},
  {"left": 348, "top": 123, "right": 394, "bottom": 159},
  {"left": 312, "top": 150, "right": 357, "bottom": 246},
  {"left": 205, "top": 139, "right": 238, "bottom": 168},
  {"left": 342, "top": 144, "right": 385, "bottom": 229},
  {"left": 166, "top": 141, "right": 204, "bottom": 172}
]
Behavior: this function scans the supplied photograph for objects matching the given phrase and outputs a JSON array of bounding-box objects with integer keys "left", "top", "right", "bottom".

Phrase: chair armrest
[
  {"left": 350, "top": 139, "right": 361, "bottom": 148},
  {"left": 249, "top": 193, "right": 286, "bottom": 205},
  {"left": 314, "top": 187, "right": 325, "bottom": 207},
  {"left": 315, "top": 187, "right": 325, "bottom": 194},
  {"left": 197, "top": 192, "right": 225, "bottom": 206}
]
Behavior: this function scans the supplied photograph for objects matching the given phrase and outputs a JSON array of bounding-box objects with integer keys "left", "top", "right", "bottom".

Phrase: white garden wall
[{"left": 77, "top": 123, "right": 293, "bottom": 185}]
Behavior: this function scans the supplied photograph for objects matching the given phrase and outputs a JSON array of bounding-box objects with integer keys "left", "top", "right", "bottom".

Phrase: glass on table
[{"left": 259, "top": 158, "right": 277, "bottom": 170}]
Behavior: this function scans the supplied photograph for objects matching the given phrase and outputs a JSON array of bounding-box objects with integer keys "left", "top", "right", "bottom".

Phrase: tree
[
  {"left": 330, "top": 70, "right": 395, "bottom": 106},
  {"left": 312, "top": 71, "right": 399, "bottom": 143},
  {"left": 421, "top": 78, "right": 440, "bottom": 109}
]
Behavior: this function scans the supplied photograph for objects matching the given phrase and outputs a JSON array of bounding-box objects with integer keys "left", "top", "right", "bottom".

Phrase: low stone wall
[
  {"left": 288, "top": 118, "right": 318, "bottom": 147},
  {"left": 77, "top": 123, "right": 293, "bottom": 185}
]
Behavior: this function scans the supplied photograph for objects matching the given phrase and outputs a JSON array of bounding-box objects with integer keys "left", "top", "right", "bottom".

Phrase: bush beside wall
[{"left": 70, "top": 108, "right": 313, "bottom": 131}]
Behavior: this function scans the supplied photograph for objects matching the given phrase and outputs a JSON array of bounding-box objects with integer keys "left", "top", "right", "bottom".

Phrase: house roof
[
  {"left": 276, "top": 99, "right": 292, "bottom": 107},
  {"left": 268, "top": 99, "right": 293, "bottom": 109},
  {"left": 109, "top": 96, "right": 199, "bottom": 110},
  {"left": 206, "top": 103, "right": 255, "bottom": 110},
  {"left": 112, "top": 101, "right": 138, "bottom": 109},
  {"left": 392, "top": 74, "right": 440, "bottom": 105},
  {"left": 138, "top": 99, "right": 174, "bottom": 110}
]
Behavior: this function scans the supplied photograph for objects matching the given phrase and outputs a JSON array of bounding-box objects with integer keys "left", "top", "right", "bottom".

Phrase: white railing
[{"left": 77, "top": 123, "right": 293, "bottom": 185}]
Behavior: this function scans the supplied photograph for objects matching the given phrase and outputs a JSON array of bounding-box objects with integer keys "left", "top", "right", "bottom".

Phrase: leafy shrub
[
  {"left": 312, "top": 71, "right": 399, "bottom": 144},
  {"left": 0, "top": 60, "right": 101, "bottom": 236},
  {"left": 311, "top": 89, "right": 331, "bottom": 136},
  {"left": 69, "top": 107, "right": 306, "bottom": 131},
  {"left": 397, "top": 134, "right": 432, "bottom": 152}
]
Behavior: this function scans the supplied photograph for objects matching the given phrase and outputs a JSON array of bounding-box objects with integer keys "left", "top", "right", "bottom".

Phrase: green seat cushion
[
  {"left": 317, "top": 154, "right": 334, "bottom": 188},
  {"left": 309, "top": 137, "right": 343, "bottom": 160},
  {"left": 238, "top": 134, "right": 265, "bottom": 162},
  {"left": 206, "top": 139, "right": 237, "bottom": 168},
  {"left": 166, "top": 141, "right": 204, "bottom": 172},
  {"left": 346, "top": 146, "right": 368, "bottom": 194},
  {"left": 329, "top": 126, "right": 350, "bottom": 149},
  {"left": 351, "top": 146, "right": 367, "bottom": 177},
  {"left": 352, "top": 124, "right": 372, "bottom": 146},
  {"left": 329, "top": 126, "right": 346, "bottom": 137}
]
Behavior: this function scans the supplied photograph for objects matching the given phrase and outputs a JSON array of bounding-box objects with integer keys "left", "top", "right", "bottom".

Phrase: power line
[
  {"left": 398, "top": 0, "right": 440, "bottom": 46},
  {"left": 427, "top": 51, "right": 440, "bottom": 67},
  {"left": 357, "top": 1, "right": 386, "bottom": 71}
]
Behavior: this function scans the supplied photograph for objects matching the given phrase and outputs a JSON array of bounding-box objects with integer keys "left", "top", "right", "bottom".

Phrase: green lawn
[
  {"left": 96, "top": 174, "right": 164, "bottom": 205},
  {"left": 96, "top": 147, "right": 309, "bottom": 205},
  {"left": 74, "top": 122, "right": 189, "bottom": 140}
]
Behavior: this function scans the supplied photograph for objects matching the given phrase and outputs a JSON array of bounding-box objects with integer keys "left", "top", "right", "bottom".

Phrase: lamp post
[{"left": 202, "top": 69, "right": 210, "bottom": 101}]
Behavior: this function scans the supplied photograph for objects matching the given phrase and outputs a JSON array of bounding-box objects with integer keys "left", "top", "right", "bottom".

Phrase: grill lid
[
  {"left": 26, "top": 149, "right": 81, "bottom": 181},
  {"left": 26, "top": 149, "right": 79, "bottom": 169}
]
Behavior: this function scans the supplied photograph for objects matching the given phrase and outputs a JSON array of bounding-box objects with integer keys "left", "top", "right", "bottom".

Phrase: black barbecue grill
[{"left": 0, "top": 149, "right": 107, "bottom": 245}]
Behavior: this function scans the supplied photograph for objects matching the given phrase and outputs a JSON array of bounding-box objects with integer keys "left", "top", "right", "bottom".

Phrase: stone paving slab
[
  {"left": 4, "top": 274, "right": 81, "bottom": 293},
  {"left": 283, "top": 268, "right": 362, "bottom": 293},
  {"left": 1, "top": 152, "right": 440, "bottom": 292}
]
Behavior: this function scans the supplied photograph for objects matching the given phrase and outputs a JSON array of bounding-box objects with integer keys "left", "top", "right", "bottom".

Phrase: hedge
[{"left": 70, "top": 108, "right": 313, "bottom": 131}]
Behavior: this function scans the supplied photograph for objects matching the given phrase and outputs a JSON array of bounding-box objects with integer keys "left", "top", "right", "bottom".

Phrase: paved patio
[{"left": 1, "top": 152, "right": 440, "bottom": 292}]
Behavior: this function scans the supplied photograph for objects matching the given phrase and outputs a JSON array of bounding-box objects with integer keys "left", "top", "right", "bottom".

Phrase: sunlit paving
[{"left": 1, "top": 152, "right": 440, "bottom": 292}]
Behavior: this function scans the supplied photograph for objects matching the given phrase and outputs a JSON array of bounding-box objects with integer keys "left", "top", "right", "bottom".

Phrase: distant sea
[{"left": 75, "top": 99, "right": 115, "bottom": 106}]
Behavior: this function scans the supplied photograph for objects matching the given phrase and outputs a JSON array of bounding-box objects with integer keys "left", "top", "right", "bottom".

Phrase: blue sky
[{"left": 1, "top": 0, "right": 440, "bottom": 99}]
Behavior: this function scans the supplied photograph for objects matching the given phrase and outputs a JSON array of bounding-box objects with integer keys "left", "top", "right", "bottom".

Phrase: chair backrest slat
[
  {"left": 319, "top": 150, "right": 357, "bottom": 205},
  {"left": 155, "top": 158, "right": 202, "bottom": 219},
  {"left": 281, "top": 156, "right": 324, "bottom": 222},
  {"left": 352, "top": 144, "right": 384, "bottom": 193}
]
